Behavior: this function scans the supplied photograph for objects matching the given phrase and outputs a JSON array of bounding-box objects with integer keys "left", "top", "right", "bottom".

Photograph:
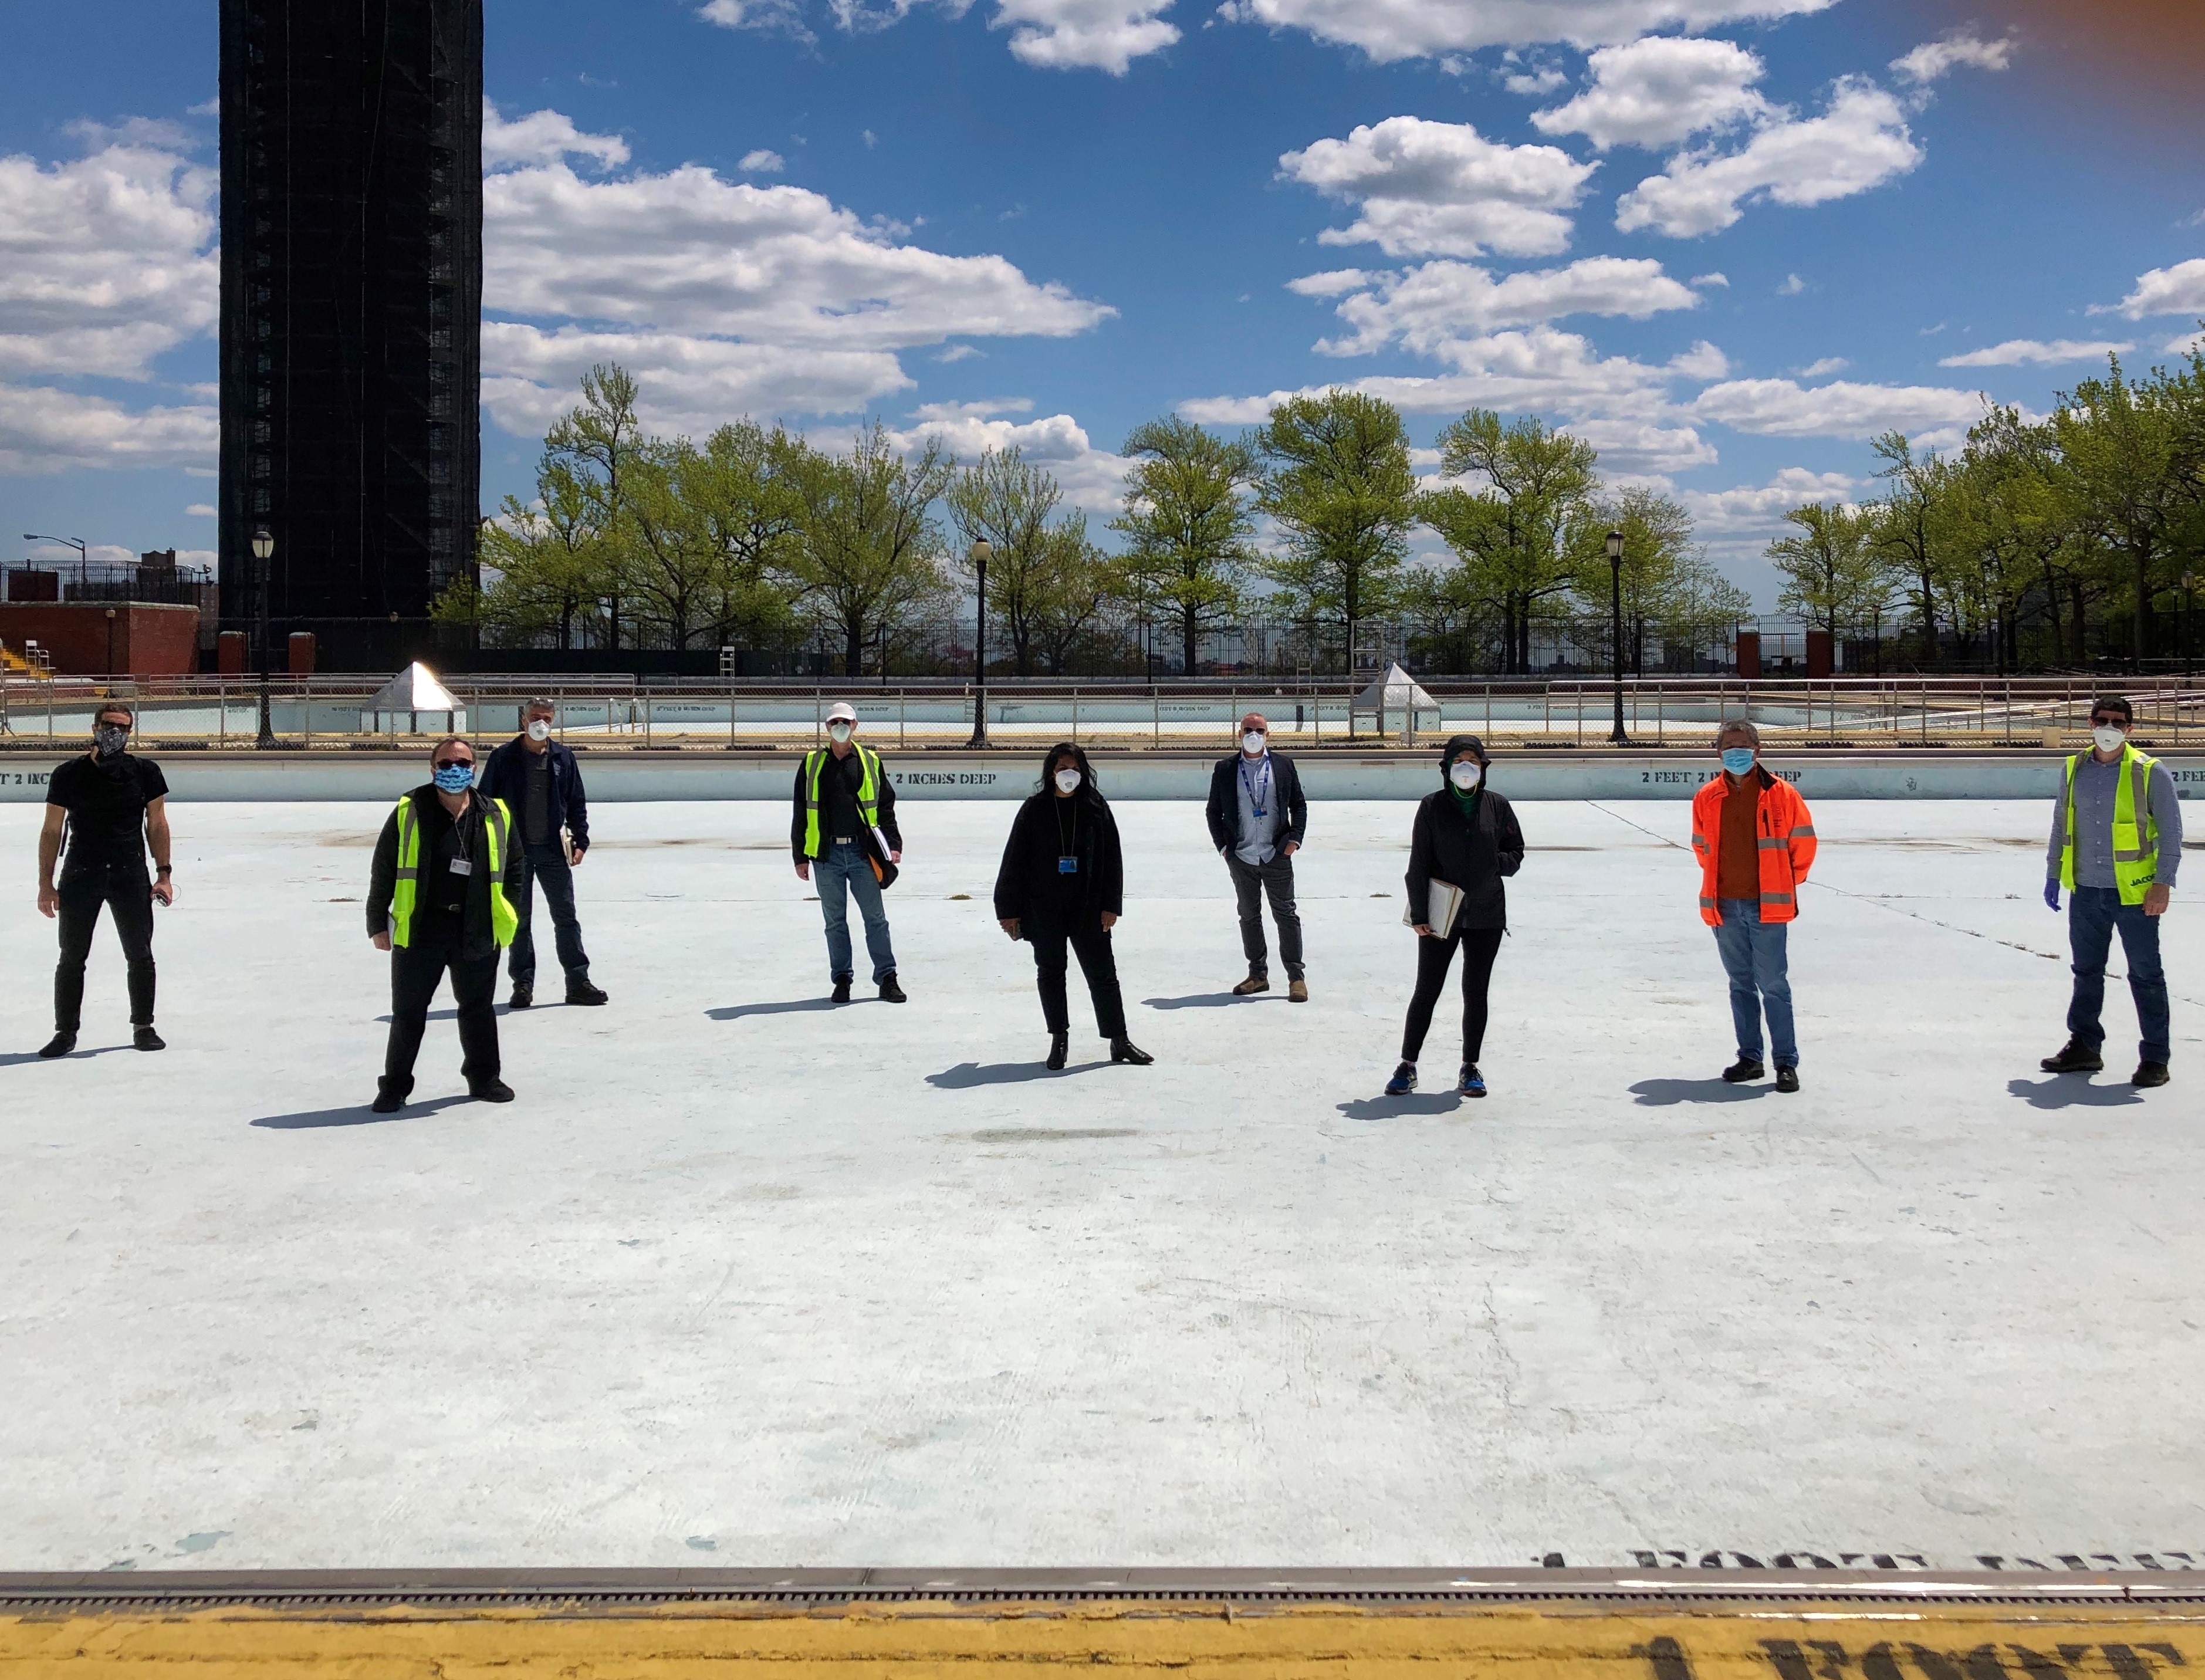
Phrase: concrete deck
[{"left": 2, "top": 797, "right": 2200, "bottom": 1572}]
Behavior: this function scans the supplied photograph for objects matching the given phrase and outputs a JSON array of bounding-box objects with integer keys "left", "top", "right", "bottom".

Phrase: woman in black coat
[
  {"left": 1388, "top": 733, "right": 1524, "bottom": 1098},
  {"left": 994, "top": 742, "right": 1155, "bottom": 1070}
]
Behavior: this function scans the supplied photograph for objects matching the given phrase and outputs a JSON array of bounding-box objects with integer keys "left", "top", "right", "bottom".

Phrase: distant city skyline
[{"left": 2, "top": 0, "right": 2201, "bottom": 606}]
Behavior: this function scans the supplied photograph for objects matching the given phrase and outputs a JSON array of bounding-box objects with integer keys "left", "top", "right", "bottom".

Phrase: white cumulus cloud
[
  {"left": 2108, "top": 259, "right": 2205, "bottom": 320},
  {"left": 993, "top": 0, "right": 1181, "bottom": 70},
  {"left": 888, "top": 400, "right": 1131, "bottom": 511},
  {"left": 0, "top": 138, "right": 217, "bottom": 381},
  {"left": 739, "top": 149, "right": 787, "bottom": 173},
  {"left": 483, "top": 103, "right": 631, "bottom": 170},
  {"left": 0, "top": 384, "right": 217, "bottom": 475},
  {"left": 1279, "top": 116, "right": 1597, "bottom": 258},
  {"left": 1533, "top": 36, "right": 1770, "bottom": 151},
  {"left": 1298, "top": 255, "right": 1702, "bottom": 357},
  {"left": 1615, "top": 77, "right": 1922, "bottom": 238},
  {"left": 1218, "top": 0, "right": 1834, "bottom": 65},
  {"left": 1891, "top": 29, "right": 2015, "bottom": 85},
  {"left": 1692, "top": 376, "right": 1983, "bottom": 438},
  {"left": 1938, "top": 338, "right": 2132, "bottom": 368}
]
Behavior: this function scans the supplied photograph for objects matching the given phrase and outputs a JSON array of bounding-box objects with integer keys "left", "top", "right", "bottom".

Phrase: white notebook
[{"left": 1402, "top": 878, "right": 1466, "bottom": 938}]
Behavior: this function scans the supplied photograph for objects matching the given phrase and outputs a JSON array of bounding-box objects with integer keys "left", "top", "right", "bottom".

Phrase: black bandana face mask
[{"left": 93, "top": 724, "right": 129, "bottom": 759}]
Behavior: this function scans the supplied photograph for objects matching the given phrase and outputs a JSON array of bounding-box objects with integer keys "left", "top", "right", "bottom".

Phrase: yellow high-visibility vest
[
  {"left": 800, "top": 743, "right": 882, "bottom": 860},
  {"left": 2060, "top": 743, "right": 2162, "bottom": 905},
  {"left": 390, "top": 793, "right": 519, "bottom": 948}
]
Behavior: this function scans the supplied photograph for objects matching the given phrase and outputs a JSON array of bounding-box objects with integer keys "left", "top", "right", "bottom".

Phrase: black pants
[
  {"left": 1029, "top": 921, "right": 1128, "bottom": 1039},
  {"left": 509, "top": 842, "right": 591, "bottom": 986},
  {"left": 383, "top": 925, "right": 502, "bottom": 1100},
  {"left": 1401, "top": 925, "right": 1504, "bottom": 1064},
  {"left": 1226, "top": 851, "right": 1304, "bottom": 979},
  {"left": 55, "top": 866, "right": 156, "bottom": 1031}
]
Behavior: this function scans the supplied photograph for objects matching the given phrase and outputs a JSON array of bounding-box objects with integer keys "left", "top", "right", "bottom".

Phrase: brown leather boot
[
  {"left": 1288, "top": 979, "right": 1309, "bottom": 1002},
  {"left": 1232, "top": 973, "right": 1269, "bottom": 996}
]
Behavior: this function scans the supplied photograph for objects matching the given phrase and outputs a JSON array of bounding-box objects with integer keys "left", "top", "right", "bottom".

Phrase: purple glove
[{"left": 2044, "top": 880, "right": 2061, "bottom": 912}]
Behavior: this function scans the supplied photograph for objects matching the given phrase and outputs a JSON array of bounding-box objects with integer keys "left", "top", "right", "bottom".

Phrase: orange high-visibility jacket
[{"left": 1689, "top": 769, "right": 1817, "bottom": 925}]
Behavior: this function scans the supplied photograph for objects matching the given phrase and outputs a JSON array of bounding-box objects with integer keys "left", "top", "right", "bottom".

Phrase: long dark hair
[{"left": 1036, "top": 740, "right": 1103, "bottom": 804}]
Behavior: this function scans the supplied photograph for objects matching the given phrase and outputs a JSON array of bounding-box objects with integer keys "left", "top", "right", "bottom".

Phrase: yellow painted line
[{"left": 3, "top": 1600, "right": 2204, "bottom": 1679}]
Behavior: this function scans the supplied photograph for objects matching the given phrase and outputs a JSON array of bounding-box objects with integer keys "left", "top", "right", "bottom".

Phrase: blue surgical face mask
[
  {"left": 1721, "top": 747, "right": 1757, "bottom": 776},
  {"left": 434, "top": 763, "right": 476, "bottom": 793}
]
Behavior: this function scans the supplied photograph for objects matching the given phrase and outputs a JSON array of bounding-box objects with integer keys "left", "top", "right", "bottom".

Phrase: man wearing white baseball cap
[{"left": 791, "top": 701, "right": 907, "bottom": 1003}]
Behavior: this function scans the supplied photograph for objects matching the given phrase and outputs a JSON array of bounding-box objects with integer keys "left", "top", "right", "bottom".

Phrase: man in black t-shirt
[{"left": 36, "top": 702, "right": 174, "bottom": 1056}]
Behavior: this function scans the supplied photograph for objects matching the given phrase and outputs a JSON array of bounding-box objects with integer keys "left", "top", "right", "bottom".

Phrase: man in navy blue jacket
[{"left": 478, "top": 698, "right": 608, "bottom": 1009}]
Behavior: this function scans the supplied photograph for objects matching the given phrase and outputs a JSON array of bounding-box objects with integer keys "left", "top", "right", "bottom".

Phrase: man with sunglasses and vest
[
  {"left": 2041, "top": 694, "right": 2182, "bottom": 1088},
  {"left": 366, "top": 735, "right": 522, "bottom": 1113},
  {"left": 792, "top": 701, "right": 905, "bottom": 1003},
  {"left": 1691, "top": 720, "right": 1817, "bottom": 1093}
]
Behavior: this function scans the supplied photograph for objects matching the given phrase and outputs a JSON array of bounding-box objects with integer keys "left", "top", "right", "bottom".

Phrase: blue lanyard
[{"left": 1239, "top": 754, "right": 1271, "bottom": 817}]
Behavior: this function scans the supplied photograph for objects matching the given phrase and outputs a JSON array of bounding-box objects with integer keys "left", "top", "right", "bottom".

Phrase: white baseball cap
[{"left": 825, "top": 702, "right": 858, "bottom": 724}]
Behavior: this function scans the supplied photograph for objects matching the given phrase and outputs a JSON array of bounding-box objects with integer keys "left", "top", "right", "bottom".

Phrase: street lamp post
[
  {"left": 104, "top": 608, "right": 117, "bottom": 677},
  {"left": 966, "top": 537, "right": 992, "bottom": 748},
  {"left": 252, "top": 525, "right": 276, "bottom": 749},
  {"left": 23, "top": 534, "right": 88, "bottom": 594},
  {"left": 1605, "top": 528, "right": 1629, "bottom": 745}
]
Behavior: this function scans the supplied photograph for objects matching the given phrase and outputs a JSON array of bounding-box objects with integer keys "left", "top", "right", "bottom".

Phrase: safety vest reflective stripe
[
  {"left": 1699, "top": 895, "right": 1717, "bottom": 910},
  {"left": 1761, "top": 892, "right": 1794, "bottom": 905},
  {"left": 1790, "top": 824, "right": 1816, "bottom": 837},
  {"left": 801, "top": 745, "right": 881, "bottom": 860},
  {"left": 1756, "top": 837, "right": 1786, "bottom": 850}
]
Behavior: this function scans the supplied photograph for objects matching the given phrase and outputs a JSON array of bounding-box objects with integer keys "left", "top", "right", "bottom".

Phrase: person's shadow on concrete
[
  {"left": 2006, "top": 1076, "right": 2145, "bottom": 1110},
  {"left": 0, "top": 1046, "right": 127, "bottom": 1068},
  {"left": 1337, "top": 1093, "right": 1462, "bottom": 1120},
  {"left": 929, "top": 1060, "right": 1112, "bottom": 1088},
  {"left": 1142, "top": 993, "right": 1272, "bottom": 1010},
  {"left": 374, "top": 1006, "right": 511, "bottom": 1024},
  {"left": 1630, "top": 1077, "right": 1767, "bottom": 1107},
  {"left": 707, "top": 998, "right": 844, "bottom": 1022},
  {"left": 251, "top": 1094, "right": 474, "bottom": 1130}
]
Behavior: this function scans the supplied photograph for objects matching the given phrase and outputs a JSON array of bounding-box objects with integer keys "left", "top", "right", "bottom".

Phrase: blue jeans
[
  {"left": 817, "top": 842, "right": 896, "bottom": 982},
  {"left": 1713, "top": 898, "right": 1797, "bottom": 1068},
  {"left": 2067, "top": 885, "right": 2171, "bottom": 1064},
  {"left": 508, "top": 842, "right": 590, "bottom": 986}
]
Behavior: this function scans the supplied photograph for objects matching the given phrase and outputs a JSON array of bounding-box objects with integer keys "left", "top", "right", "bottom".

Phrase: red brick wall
[{"left": 0, "top": 603, "right": 202, "bottom": 675}]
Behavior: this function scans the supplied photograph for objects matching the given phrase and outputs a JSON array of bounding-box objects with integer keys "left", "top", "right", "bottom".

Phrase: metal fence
[{"left": 4, "top": 674, "right": 2201, "bottom": 753}]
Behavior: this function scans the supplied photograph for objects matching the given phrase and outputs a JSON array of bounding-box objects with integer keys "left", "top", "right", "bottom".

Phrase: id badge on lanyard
[
  {"left": 449, "top": 857, "right": 474, "bottom": 876},
  {"left": 1058, "top": 856, "right": 1079, "bottom": 874}
]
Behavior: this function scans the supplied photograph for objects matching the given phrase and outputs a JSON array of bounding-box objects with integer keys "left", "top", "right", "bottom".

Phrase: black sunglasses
[
  {"left": 434, "top": 757, "right": 474, "bottom": 770},
  {"left": 2088, "top": 715, "right": 2126, "bottom": 728}
]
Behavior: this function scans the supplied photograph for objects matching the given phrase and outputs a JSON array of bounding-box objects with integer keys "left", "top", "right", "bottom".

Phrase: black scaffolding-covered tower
[{"left": 219, "top": 0, "right": 483, "bottom": 671}]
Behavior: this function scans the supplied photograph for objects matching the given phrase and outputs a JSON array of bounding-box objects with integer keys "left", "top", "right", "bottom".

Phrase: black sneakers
[
  {"left": 133, "top": 1026, "right": 165, "bottom": 1052},
  {"left": 1722, "top": 1058, "right": 1766, "bottom": 1084},
  {"left": 565, "top": 981, "right": 609, "bottom": 1006},
  {"left": 2135, "top": 1062, "right": 2172, "bottom": 1088},
  {"left": 38, "top": 1032, "right": 75, "bottom": 1060},
  {"left": 1110, "top": 1037, "right": 1154, "bottom": 1065},
  {"left": 371, "top": 1087, "right": 407, "bottom": 1115},
  {"left": 1775, "top": 1066, "right": 1800, "bottom": 1094},
  {"left": 508, "top": 983, "right": 534, "bottom": 1010},
  {"left": 1046, "top": 1031, "right": 1068, "bottom": 1070},
  {"left": 1385, "top": 1062, "right": 1416, "bottom": 1096},
  {"left": 831, "top": 976, "right": 853, "bottom": 1004},
  {"left": 471, "top": 1080, "right": 516, "bottom": 1103},
  {"left": 2040, "top": 1037, "right": 2104, "bottom": 1074},
  {"left": 878, "top": 973, "right": 907, "bottom": 1003}
]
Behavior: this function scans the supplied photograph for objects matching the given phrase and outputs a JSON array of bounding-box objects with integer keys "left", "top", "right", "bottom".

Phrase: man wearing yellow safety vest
[
  {"left": 366, "top": 735, "right": 523, "bottom": 1113},
  {"left": 2041, "top": 694, "right": 2183, "bottom": 1088},
  {"left": 792, "top": 701, "right": 905, "bottom": 1003}
]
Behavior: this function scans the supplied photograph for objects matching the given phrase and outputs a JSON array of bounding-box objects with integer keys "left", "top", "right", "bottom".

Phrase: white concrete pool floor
[{"left": 1, "top": 797, "right": 2199, "bottom": 1572}]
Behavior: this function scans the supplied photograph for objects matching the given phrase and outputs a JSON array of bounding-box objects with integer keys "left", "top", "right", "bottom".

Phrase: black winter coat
[
  {"left": 1405, "top": 788, "right": 1524, "bottom": 934},
  {"left": 1204, "top": 752, "right": 1308, "bottom": 854},
  {"left": 993, "top": 792, "right": 1124, "bottom": 931}
]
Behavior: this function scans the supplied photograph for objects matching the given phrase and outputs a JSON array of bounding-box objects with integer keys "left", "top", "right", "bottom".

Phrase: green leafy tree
[
  {"left": 543, "top": 363, "right": 644, "bottom": 650},
  {"left": 1766, "top": 501, "right": 1886, "bottom": 639},
  {"left": 1867, "top": 430, "right": 1961, "bottom": 663},
  {"left": 1111, "top": 417, "right": 1260, "bottom": 675},
  {"left": 1421, "top": 410, "right": 1599, "bottom": 674},
  {"left": 1254, "top": 390, "right": 1420, "bottom": 674},
  {"left": 948, "top": 446, "right": 1071, "bottom": 677},
  {"left": 1026, "top": 515, "right": 1129, "bottom": 675},
  {"left": 1566, "top": 485, "right": 1697, "bottom": 674},
  {"left": 791, "top": 422, "right": 955, "bottom": 678}
]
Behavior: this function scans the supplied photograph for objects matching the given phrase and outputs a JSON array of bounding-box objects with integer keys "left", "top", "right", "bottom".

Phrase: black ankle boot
[
  {"left": 133, "top": 1025, "right": 165, "bottom": 1052},
  {"left": 39, "top": 1032, "right": 76, "bottom": 1060},
  {"left": 1047, "top": 1031, "right": 1068, "bottom": 1070},
  {"left": 1110, "top": 1037, "right": 1154, "bottom": 1066}
]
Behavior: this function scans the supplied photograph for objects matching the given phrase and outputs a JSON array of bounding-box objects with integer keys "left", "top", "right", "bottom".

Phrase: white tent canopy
[
  {"left": 361, "top": 662, "right": 465, "bottom": 735},
  {"left": 1352, "top": 662, "right": 1438, "bottom": 717}
]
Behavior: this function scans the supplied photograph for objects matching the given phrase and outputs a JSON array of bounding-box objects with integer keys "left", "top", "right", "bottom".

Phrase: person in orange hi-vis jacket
[{"left": 1689, "top": 719, "right": 1818, "bottom": 1093}]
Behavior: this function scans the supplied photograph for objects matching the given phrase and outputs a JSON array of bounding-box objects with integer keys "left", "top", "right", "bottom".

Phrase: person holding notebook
[{"left": 1385, "top": 735, "right": 1524, "bottom": 1098}]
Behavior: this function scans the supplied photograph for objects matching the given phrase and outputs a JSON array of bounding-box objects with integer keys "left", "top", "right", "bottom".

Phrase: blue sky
[{"left": 3, "top": 0, "right": 2201, "bottom": 603}]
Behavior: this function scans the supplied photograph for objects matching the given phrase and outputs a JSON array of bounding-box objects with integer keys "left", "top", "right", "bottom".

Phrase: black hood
[{"left": 1439, "top": 733, "right": 1487, "bottom": 783}]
